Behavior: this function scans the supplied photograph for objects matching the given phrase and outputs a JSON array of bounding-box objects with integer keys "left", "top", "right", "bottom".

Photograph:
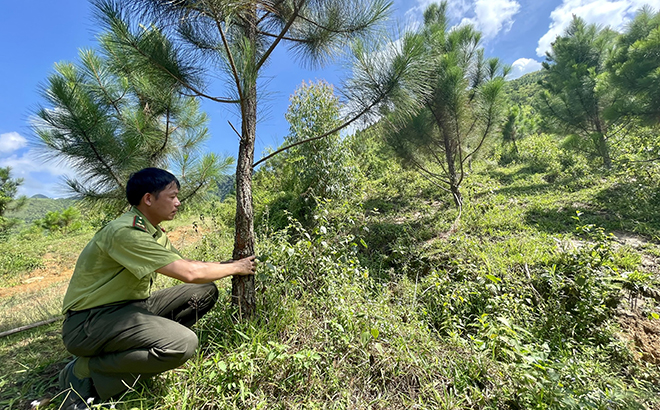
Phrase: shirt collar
[{"left": 129, "top": 207, "right": 161, "bottom": 238}]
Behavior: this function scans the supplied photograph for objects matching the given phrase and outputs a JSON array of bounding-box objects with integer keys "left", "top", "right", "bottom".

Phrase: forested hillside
[
  {"left": 1, "top": 2, "right": 660, "bottom": 410},
  {"left": 5, "top": 198, "right": 77, "bottom": 225},
  {"left": 504, "top": 70, "right": 545, "bottom": 106}
]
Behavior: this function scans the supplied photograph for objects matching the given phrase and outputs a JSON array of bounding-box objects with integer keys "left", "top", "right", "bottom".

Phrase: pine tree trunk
[
  {"left": 594, "top": 118, "right": 611, "bottom": 169},
  {"left": 232, "top": 8, "right": 257, "bottom": 319},
  {"left": 450, "top": 182, "right": 462, "bottom": 209},
  {"left": 597, "top": 132, "right": 611, "bottom": 169},
  {"left": 511, "top": 129, "right": 519, "bottom": 155},
  {"left": 443, "top": 129, "right": 462, "bottom": 210},
  {"left": 232, "top": 91, "right": 256, "bottom": 318}
]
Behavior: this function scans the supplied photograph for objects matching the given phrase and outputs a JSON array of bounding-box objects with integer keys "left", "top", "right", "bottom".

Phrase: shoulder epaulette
[{"left": 132, "top": 215, "right": 148, "bottom": 232}]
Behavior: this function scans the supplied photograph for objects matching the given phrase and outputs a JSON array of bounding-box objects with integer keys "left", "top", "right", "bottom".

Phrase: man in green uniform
[{"left": 58, "top": 168, "right": 255, "bottom": 409}]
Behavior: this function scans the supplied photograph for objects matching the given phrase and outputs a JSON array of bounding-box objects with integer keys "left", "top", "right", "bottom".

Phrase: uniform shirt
[{"left": 62, "top": 207, "right": 183, "bottom": 313}]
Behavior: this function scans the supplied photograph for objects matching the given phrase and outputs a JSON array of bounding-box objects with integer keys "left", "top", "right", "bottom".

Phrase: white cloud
[
  {"left": 0, "top": 149, "right": 76, "bottom": 198},
  {"left": 412, "top": 0, "right": 472, "bottom": 19},
  {"left": 536, "top": 0, "right": 660, "bottom": 57},
  {"left": 0, "top": 132, "right": 28, "bottom": 153},
  {"left": 509, "top": 57, "right": 543, "bottom": 79},
  {"left": 413, "top": 0, "right": 521, "bottom": 40},
  {"left": 460, "top": 0, "right": 521, "bottom": 40}
]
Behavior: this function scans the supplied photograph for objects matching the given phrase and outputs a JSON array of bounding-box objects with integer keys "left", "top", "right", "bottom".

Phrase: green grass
[
  {"left": 0, "top": 230, "right": 93, "bottom": 283},
  {"left": 1, "top": 159, "right": 660, "bottom": 409},
  {"left": 0, "top": 283, "right": 68, "bottom": 333},
  {"left": 0, "top": 321, "right": 69, "bottom": 409}
]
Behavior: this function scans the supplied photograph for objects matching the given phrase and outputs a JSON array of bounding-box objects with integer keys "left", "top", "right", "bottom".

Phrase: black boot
[{"left": 58, "top": 359, "right": 97, "bottom": 410}]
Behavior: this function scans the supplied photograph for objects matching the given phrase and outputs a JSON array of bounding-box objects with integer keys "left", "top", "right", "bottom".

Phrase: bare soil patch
[
  {"left": 617, "top": 307, "right": 660, "bottom": 364},
  {"left": 0, "top": 224, "right": 204, "bottom": 301}
]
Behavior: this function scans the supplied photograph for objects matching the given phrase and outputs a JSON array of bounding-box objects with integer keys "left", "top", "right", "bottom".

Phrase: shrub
[{"left": 34, "top": 206, "right": 82, "bottom": 234}]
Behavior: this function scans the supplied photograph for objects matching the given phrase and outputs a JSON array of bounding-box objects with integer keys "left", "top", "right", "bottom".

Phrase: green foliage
[
  {"left": 147, "top": 203, "right": 508, "bottom": 409},
  {"left": 0, "top": 250, "right": 44, "bottom": 276},
  {"left": 536, "top": 16, "right": 619, "bottom": 169},
  {"left": 32, "top": 23, "right": 230, "bottom": 215},
  {"left": 283, "top": 81, "right": 352, "bottom": 201},
  {"left": 345, "top": 124, "right": 400, "bottom": 183},
  {"left": 0, "top": 167, "right": 27, "bottom": 236},
  {"left": 510, "top": 133, "right": 591, "bottom": 183},
  {"left": 533, "top": 214, "right": 621, "bottom": 343},
  {"left": 382, "top": 1, "right": 508, "bottom": 209},
  {"left": 499, "top": 105, "right": 521, "bottom": 164},
  {"left": 499, "top": 73, "right": 546, "bottom": 166},
  {"left": 256, "top": 80, "right": 356, "bottom": 227},
  {"left": 607, "top": 6, "right": 660, "bottom": 125},
  {"left": 5, "top": 197, "right": 77, "bottom": 225},
  {"left": 503, "top": 70, "right": 545, "bottom": 107},
  {"left": 34, "top": 207, "right": 83, "bottom": 234}
]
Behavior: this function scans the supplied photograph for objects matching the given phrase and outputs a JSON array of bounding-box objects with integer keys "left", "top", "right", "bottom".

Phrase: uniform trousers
[{"left": 61, "top": 282, "right": 219, "bottom": 399}]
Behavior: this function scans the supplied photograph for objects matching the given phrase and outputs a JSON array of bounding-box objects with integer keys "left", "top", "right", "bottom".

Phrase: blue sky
[{"left": 1, "top": 0, "right": 658, "bottom": 198}]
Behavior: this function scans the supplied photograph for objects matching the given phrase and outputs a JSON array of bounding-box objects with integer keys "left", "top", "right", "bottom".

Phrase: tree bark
[
  {"left": 442, "top": 129, "right": 462, "bottom": 210},
  {"left": 232, "top": 8, "right": 257, "bottom": 319},
  {"left": 596, "top": 132, "right": 611, "bottom": 169}
]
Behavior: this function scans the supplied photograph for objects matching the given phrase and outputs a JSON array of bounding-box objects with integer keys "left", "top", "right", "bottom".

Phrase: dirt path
[{"left": 0, "top": 224, "right": 204, "bottom": 300}]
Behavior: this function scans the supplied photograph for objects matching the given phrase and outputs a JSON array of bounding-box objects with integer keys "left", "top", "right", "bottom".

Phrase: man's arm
[{"left": 156, "top": 256, "right": 256, "bottom": 283}]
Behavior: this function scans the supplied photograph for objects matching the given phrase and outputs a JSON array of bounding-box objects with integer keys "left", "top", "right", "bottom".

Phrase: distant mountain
[
  {"left": 213, "top": 174, "right": 236, "bottom": 200},
  {"left": 6, "top": 197, "right": 78, "bottom": 224}
]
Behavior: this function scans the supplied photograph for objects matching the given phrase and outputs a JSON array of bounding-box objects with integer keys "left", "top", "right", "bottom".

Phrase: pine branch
[
  {"left": 116, "top": 23, "right": 239, "bottom": 104},
  {"left": 57, "top": 83, "right": 125, "bottom": 191},
  {"left": 213, "top": 11, "right": 245, "bottom": 101},
  {"left": 256, "top": 0, "right": 303, "bottom": 71},
  {"left": 152, "top": 107, "right": 172, "bottom": 161}
]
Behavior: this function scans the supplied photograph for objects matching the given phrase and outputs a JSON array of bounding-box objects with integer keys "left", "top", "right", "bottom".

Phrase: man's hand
[
  {"left": 232, "top": 255, "right": 256, "bottom": 276},
  {"left": 158, "top": 255, "right": 256, "bottom": 283}
]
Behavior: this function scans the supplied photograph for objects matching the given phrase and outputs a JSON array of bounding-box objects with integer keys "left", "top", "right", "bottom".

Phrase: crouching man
[{"left": 59, "top": 168, "right": 255, "bottom": 409}]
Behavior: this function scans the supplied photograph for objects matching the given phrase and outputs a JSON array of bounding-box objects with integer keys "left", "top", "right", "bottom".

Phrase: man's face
[{"left": 151, "top": 182, "right": 181, "bottom": 223}]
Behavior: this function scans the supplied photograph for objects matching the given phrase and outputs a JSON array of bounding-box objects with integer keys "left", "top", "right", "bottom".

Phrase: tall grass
[{"left": 2, "top": 158, "right": 660, "bottom": 409}]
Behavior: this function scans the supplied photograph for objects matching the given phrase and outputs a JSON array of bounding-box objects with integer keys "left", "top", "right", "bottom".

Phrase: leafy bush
[
  {"left": 34, "top": 206, "right": 83, "bottom": 234},
  {"left": 0, "top": 250, "right": 43, "bottom": 276},
  {"left": 516, "top": 133, "right": 564, "bottom": 174},
  {"left": 255, "top": 81, "right": 358, "bottom": 229}
]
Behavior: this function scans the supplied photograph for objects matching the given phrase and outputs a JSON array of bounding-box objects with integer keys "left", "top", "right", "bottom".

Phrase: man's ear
[{"left": 142, "top": 193, "right": 153, "bottom": 206}]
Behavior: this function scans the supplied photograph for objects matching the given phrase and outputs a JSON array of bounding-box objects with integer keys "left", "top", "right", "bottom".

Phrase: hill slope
[{"left": 5, "top": 198, "right": 77, "bottom": 224}]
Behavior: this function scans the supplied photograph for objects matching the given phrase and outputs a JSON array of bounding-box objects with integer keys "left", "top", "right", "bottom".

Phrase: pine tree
[
  {"left": 101, "top": 0, "right": 418, "bottom": 316},
  {"left": 607, "top": 6, "right": 660, "bottom": 125},
  {"left": 32, "top": 25, "right": 231, "bottom": 216},
  {"left": 536, "top": 16, "right": 618, "bottom": 169},
  {"left": 0, "top": 167, "right": 27, "bottom": 235},
  {"left": 380, "top": 2, "right": 508, "bottom": 213}
]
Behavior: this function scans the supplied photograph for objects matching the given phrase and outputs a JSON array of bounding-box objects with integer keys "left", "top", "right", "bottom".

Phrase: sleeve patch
[{"left": 133, "top": 215, "right": 148, "bottom": 232}]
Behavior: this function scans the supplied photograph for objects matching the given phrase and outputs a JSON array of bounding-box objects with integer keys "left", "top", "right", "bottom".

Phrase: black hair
[{"left": 126, "top": 168, "right": 180, "bottom": 206}]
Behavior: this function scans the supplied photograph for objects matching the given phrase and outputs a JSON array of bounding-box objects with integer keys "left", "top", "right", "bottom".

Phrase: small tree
[
  {"left": 35, "top": 207, "right": 83, "bottom": 234},
  {"left": 261, "top": 80, "right": 354, "bottom": 224},
  {"left": 607, "top": 6, "right": 660, "bottom": 125},
  {"left": 32, "top": 25, "right": 231, "bottom": 215},
  {"left": 105, "top": 0, "right": 420, "bottom": 316},
  {"left": 501, "top": 105, "right": 520, "bottom": 156},
  {"left": 0, "top": 167, "right": 27, "bottom": 235},
  {"left": 536, "top": 16, "right": 619, "bottom": 169},
  {"left": 382, "top": 2, "right": 508, "bottom": 213}
]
